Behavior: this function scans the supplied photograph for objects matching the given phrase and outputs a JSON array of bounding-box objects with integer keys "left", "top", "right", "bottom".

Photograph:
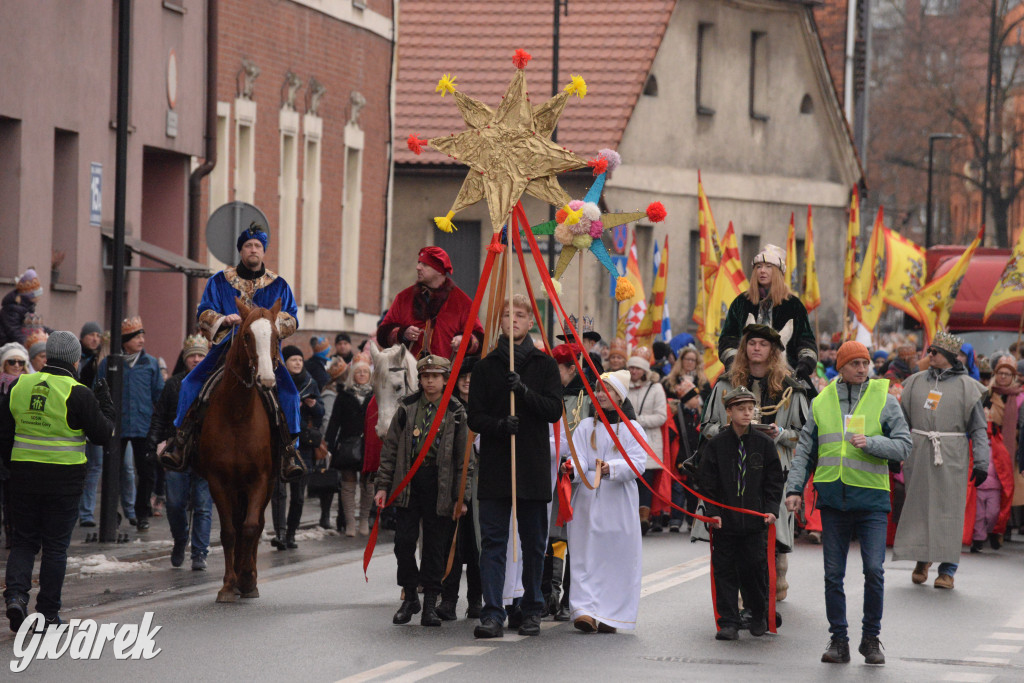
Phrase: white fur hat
[
  {"left": 752, "top": 243, "right": 786, "bottom": 274},
  {"left": 599, "top": 369, "right": 631, "bottom": 403}
]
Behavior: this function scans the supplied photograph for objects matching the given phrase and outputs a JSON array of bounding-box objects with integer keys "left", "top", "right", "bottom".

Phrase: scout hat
[
  {"left": 417, "top": 354, "right": 451, "bottom": 375},
  {"left": 742, "top": 324, "right": 785, "bottom": 351},
  {"left": 722, "top": 385, "right": 757, "bottom": 408}
]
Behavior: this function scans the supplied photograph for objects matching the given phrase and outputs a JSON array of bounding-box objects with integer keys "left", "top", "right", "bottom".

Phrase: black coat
[
  {"left": 146, "top": 372, "right": 185, "bottom": 455},
  {"left": 305, "top": 355, "right": 330, "bottom": 392},
  {"left": 697, "top": 425, "right": 783, "bottom": 535},
  {"left": 468, "top": 336, "right": 562, "bottom": 501},
  {"left": 324, "top": 387, "right": 370, "bottom": 470},
  {"left": 718, "top": 293, "right": 816, "bottom": 372}
]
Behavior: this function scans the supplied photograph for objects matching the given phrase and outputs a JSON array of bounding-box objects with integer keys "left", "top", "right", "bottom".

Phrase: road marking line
[
  {"left": 989, "top": 632, "right": 1024, "bottom": 641},
  {"left": 384, "top": 662, "right": 460, "bottom": 682},
  {"left": 941, "top": 674, "right": 994, "bottom": 683},
  {"left": 539, "top": 621, "right": 562, "bottom": 630},
  {"left": 974, "top": 644, "right": 1021, "bottom": 653},
  {"left": 335, "top": 660, "right": 416, "bottom": 683},
  {"left": 641, "top": 566, "right": 711, "bottom": 597},
  {"left": 485, "top": 633, "right": 527, "bottom": 642},
  {"left": 963, "top": 656, "right": 1011, "bottom": 665},
  {"left": 437, "top": 646, "right": 494, "bottom": 656},
  {"left": 1005, "top": 610, "right": 1024, "bottom": 629},
  {"left": 641, "top": 556, "right": 711, "bottom": 585}
]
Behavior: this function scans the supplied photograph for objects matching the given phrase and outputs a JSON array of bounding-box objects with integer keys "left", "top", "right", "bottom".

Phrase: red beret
[
  {"left": 551, "top": 343, "right": 582, "bottom": 366},
  {"left": 418, "top": 246, "right": 452, "bottom": 275}
]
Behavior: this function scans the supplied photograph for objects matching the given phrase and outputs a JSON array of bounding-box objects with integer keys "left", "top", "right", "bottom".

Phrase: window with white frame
[
  {"left": 234, "top": 98, "right": 256, "bottom": 203},
  {"left": 208, "top": 101, "right": 231, "bottom": 269},
  {"left": 341, "top": 122, "right": 364, "bottom": 310},
  {"left": 278, "top": 108, "right": 299, "bottom": 286},
  {"left": 301, "top": 114, "right": 322, "bottom": 307}
]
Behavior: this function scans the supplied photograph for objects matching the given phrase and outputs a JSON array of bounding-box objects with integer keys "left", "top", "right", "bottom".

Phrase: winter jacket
[
  {"left": 0, "top": 359, "right": 115, "bottom": 495},
  {"left": 468, "top": 335, "right": 563, "bottom": 501},
  {"left": 698, "top": 425, "right": 784, "bottom": 535},
  {"left": 324, "top": 386, "right": 371, "bottom": 471},
  {"left": 786, "top": 378, "right": 912, "bottom": 512},
  {"left": 0, "top": 290, "right": 36, "bottom": 346},
  {"left": 718, "top": 293, "right": 817, "bottom": 373},
  {"left": 305, "top": 355, "right": 330, "bottom": 392},
  {"left": 146, "top": 372, "right": 184, "bottom": 455},
  {"left": 95, "top": 351, "right": 164, "bottom": 438},
  {"left": 290, "top": 369, "right": 324, "bottom": 455},
  {"left": 626, "top": 378, "right": 667, "bottom": 469},
  {"left": 376, "top": 390, "right": 472, "bottom": 517}
]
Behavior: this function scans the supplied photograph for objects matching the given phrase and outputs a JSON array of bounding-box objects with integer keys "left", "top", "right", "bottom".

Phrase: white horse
[{"left": 367, "top": 341, "right": 418, "bottom": 437}]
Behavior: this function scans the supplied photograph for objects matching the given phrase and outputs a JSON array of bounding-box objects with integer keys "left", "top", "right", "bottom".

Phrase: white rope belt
[{"left": 911, "top": 429, "right": 965, "bottom": 466}]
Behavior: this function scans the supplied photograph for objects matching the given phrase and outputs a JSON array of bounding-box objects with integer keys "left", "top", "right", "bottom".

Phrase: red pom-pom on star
[
  {"left": 646, "top": 201, "right": 667, "bottom": 223},
  {"left": 512, "top": 49, "right": 532, "bottom": 69},
  {"left": 407, "top": 135, "right": 429, "bottom": 155},
  {"left": 587, "top": 157, "right": 608, "bottom": 176},
  {"left": 555, "top": 208, "right": 568, "bottom": 224}
]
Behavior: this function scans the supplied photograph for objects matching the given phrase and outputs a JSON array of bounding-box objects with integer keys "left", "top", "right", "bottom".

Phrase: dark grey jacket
[{"left": 376, "top": 391, "right": 472, "bottom": 517}]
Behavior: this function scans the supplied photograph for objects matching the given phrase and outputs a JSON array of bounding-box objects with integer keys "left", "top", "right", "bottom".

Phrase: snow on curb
[{"left": 66, "top": 554, "right": 157, "bottom": 576}]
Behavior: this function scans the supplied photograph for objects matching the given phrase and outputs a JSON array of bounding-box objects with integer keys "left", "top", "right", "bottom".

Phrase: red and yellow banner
[
  {"left": 803, "top": 205, "right": 821, "bottom": 312},
  {"left": 881, "top": 228, "right": 926, "bottom": 319},
  {"left": 911, "top": 227, "right": 983, "bottom": 345},
  {"left": 704, "top": 222, "right": 748, "bottom": 383},
  {"left": 984, "top": 227, "right": 1024, "bottom": 322}
]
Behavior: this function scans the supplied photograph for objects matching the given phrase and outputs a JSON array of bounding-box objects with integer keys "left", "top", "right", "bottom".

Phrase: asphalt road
[{"left": 3, "top": 525, "right": 1024, "bottom": 682}]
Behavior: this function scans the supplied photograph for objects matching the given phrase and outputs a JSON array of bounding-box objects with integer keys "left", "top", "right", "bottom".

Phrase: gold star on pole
[{"left": 415, "top": 59, "right": 589, "bottom": 233}]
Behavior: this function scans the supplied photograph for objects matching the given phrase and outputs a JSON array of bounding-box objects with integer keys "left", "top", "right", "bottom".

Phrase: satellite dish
[{"left": 206, "top": 202, "right": 270, "bottom": 265}]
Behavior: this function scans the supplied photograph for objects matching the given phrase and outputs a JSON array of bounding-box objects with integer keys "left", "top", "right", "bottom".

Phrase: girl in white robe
[{"left": 568, "top": 370, "right": 647, "bottom": 633}]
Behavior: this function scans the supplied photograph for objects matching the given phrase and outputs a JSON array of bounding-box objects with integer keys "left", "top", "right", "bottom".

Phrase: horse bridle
[
  {"left": 389, "top": 365, "right": 414, "bottom": 394},
  {"left": 229, "top": 318, "right": 279, "bottom": 389}
]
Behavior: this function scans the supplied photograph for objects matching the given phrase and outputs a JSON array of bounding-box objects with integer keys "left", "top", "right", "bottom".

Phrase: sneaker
[
  {"left": 859, "top": 636, "right": 885, "bottom": 665},
  {"left": 519, "top": 614, "right": 542, "bottom": 636},
  {"left": 911, "top": 562, "right": 931, "bottom": 584},
  {"left": 715, "top": 626, "right": 739, "bottom": 641},
  {"left": 669, "top": 521, "right": 682, "bottom": 533},
  {"left": 136, "top": 518, "right": 150, "bottom": 532},
  {"left": 970, "top": 540, "right": 984, "bottom": 553},
  {"left": 171, "top": 539, "right": 187, "bottom": 568},
  {"left": 821, "top": 637, "right": 851, "bottom": 663},
  {"left": 6, "top": 596, "right": 28, "bottom": 633},
  {"left": 191, "top": 556, "right": 208, "bottom": 571},
  {"left": 933, "top": 573, "right": 954, "bottom": 590}
]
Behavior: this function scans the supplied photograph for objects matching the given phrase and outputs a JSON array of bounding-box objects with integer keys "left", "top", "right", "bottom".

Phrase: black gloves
[
  {"left": 970, "top": 468, "right": 988, "bottom": 487},
  {"left": 506, "top": 371, "right": 527, "bottom": 397},
  {"left": 796, "top": 355, "right": 817, "bottom": 381},
  {"left": 888, "top": 460, "right": 903, "bottom": 475},
  {"left": 498, "top": 416, "right": 520, "bottom": 435},
  {"left": 94, "top": 378, "right": 116, "bottom": 422}
]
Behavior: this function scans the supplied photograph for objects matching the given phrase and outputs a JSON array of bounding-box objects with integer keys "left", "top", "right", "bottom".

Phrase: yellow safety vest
[
  {"left": 9, "top": 372, "right": 87, "bottom": 466},
  {"left": 812, "top": 378, "right": 889, "bottom": 491}
]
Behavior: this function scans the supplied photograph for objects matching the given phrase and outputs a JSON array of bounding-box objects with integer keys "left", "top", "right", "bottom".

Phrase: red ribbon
[{"left": 362, "top": 233, "right": 501, "bottom": 580}]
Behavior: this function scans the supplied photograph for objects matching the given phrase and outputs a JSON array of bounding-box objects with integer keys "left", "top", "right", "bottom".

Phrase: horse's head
[
  {"left": 234, "top": 297, "right": 281, "bottom": 388},
  {"left": 369, "top": 342, "right": 419, "bottom": 438}
]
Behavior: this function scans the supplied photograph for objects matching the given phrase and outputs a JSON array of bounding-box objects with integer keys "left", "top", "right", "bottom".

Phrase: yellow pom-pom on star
[
  {"left": 564, "top": 75, "right": 587, "bottom": 99},
  {"left": 434, "top": 210, "right": 458, "bottom": 233},
  {"left": 562, "top": 204, "right": 583, "bottom": 225},
  {"left": 436, "top": 73, "right": 457, "bottom": 98}
]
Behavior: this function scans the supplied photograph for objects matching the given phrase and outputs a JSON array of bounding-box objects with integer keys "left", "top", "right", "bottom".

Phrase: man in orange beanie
[{"left": 786, "top": 340, "right": 911, "bottom": 665}]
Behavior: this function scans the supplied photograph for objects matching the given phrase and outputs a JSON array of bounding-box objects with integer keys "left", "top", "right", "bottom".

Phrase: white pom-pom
[
  {"left": 598, "top": 148, "right": 621, "bottom": 173},
  {"left": 582, "top": 202, "right": 601, "bottom": 222},
  {"left": 551, "top": 279, "right": 563, "bottom": 298}
]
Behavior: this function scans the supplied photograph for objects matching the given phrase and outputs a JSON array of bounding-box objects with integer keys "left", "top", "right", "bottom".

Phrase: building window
[
  {"left": 207, "top": 102, "right": 231, "bottom": 269},
  {"left": 922, "top": 0, "right": 959, "bottom": 16},
  {"left": 52, "top": 129, "right": 79, "bottom": 283},
  {"left": 741, "top": 234, "right": 761, "bottom": 272},
  {"left": 341, "top": 122, "right": 364, "bottom": 310},
  {"left": 301, "top": 114, "right": 323, "bottom": 307},
  {"left": 0, "top": 117, "right": 22, "bottom": 277},
  {"left": 749, "top": 31, "right": 769, "bottom": 122},
  {"left": 234, "top": 98, "right": 256, "bottom": 203},
  {"left": 278, "top": 109, "right": 300, "bottom": 286},
  {"left": 696, "top": 22, "right": 714, "bottom": 116},
  {"left": 688, "top": 229, "right": 700, "bottom": 326}
]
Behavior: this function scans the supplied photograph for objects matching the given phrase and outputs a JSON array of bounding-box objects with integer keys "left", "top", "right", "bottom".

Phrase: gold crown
[
  {"left": 121, "top": 316, "right": 144, "bottom": 336},
  {"left": 182, "top": 333, "right": 209, "bottom": 356},
  {"left": 24, "top": 330, "right": 48, "bottom": 349},
  {"left": 930, "top": 330, "right": 964, "bottom": 356}
]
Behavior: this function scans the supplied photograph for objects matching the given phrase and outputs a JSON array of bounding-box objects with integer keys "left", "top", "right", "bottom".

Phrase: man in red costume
[{"left": 377, "top": 247, "right": 484, "bottom": 359}]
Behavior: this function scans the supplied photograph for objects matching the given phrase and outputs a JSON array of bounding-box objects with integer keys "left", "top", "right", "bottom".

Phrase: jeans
[
  {"left": 79, "top": 441, "right": 137, "bottom": 522},
  {"left": 478, "top": 497, "right": 549, "bottom": 622},
  {"left": 4, "top": 488, "right": 80, "bottom": 618},
  {"left": 821, "top": 508, "right": 888, "bottom": 640},
  {"left": 165, "top": 470, "right": 212, "bottom": 559},
  {"left": 938, "top": 562, "right": 958, "bottom": 576},
  {"left": 394, "top": 466, "right": 452, "bottom": 596},
  {"left": 637, "top": 469, "right": 659, "bottom": 508}
]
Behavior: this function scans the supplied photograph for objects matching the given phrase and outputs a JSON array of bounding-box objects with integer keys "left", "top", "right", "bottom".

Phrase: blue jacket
[
  {"left": 786, "top": 378, "right": 912, "bottom": 512},
  {"left": 96, "top": 351, "right": 165, "bottom": 438}
]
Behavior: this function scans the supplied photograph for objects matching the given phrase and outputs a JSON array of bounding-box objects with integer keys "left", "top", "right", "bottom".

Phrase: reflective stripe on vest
[
  {"left": 811, "top": 378, "right": 889, "bottom": 491},
  {"left": 9, "top": 372, "right": 87, "bottom": 466}
]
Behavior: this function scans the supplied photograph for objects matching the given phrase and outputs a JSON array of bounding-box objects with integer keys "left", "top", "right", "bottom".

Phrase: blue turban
[
  {"left": 237, "top": 221, "right": 269, "bottom": 252},
  {"left": 960, "top": 342, "right": 980, "bottom": 381}
]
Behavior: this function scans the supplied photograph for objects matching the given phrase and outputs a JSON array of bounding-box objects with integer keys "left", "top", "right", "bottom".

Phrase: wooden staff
[
  {"left": 1017, "top": 303, "right": 1024, "bottom": 357},
  {"left": 507, "top": 236, "right": 518, "bottom": 563},
  {"left": 578, "top": 255, "right": 584, "bottom": 319}
]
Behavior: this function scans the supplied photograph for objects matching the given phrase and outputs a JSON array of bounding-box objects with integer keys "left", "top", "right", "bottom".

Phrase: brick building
[{"left": 201, "top": 0, "right": 395, "bottom": 347}]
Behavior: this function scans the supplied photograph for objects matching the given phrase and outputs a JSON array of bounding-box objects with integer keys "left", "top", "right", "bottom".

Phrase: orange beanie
[{"left": 835, "top": 341, "right": 870, "bottom": 371}]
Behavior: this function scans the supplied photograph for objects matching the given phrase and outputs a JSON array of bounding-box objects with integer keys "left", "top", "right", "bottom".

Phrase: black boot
[
  {"left": 285, "top": 531, "right": 298, "bottom": 549},
  {"left": 393, "top": 595, "right": 421, "bottom": 624},
  {"left": 421, "top": 594, "right": 441, "bottom": 627},
  {"left": 436, "top": 598, "right": 458, "bottom": 621},
  {"left": 271, "top": 531, "right": 287, "bottom": 550},
  {"left": 970, "top": 539, "right": 984, "bottom": 553},
  {"left": 989, "top": 533, "right": 1002, "bottom": 550},
  {"left": 319, "top": 500, "right": 331, "bottom": 530},
  {"left": 466, "top": 596, "right": 482, "bottom": 619}
]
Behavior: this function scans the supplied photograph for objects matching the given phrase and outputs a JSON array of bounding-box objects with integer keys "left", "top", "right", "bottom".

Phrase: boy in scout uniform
[{"left": 375, "top": 355, "right": 472, "bottom": 627}]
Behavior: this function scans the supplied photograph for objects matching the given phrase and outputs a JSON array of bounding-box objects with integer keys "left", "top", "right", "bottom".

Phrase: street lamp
[{"left": 926, "top": 132, "right": 961, "bottom": 249}]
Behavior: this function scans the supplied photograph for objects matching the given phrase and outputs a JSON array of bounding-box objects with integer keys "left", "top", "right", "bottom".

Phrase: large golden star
[{"left": 427, "top": 69, "right": 587, "bottom": 233}]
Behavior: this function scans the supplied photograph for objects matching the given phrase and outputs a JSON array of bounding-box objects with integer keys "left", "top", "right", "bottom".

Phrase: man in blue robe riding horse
[{"left": 160, "top": 222, "right": 306, "bottom": 481}]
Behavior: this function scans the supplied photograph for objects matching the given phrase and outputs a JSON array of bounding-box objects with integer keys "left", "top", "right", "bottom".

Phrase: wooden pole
[
  {"left": 814, "top": 309, "right": 821, "bottom": 348},
  {"left": 507, "top": 236, "right": 518, "bottom": 563},
  {"left": 578, "top": 254, "right": 584, "bottom": 319},
  {"left": 1016, "top": 304, "right": 1024, "bottom": 359}
]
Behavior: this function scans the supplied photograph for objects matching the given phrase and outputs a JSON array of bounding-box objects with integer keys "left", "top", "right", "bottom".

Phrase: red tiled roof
[{"left": 395, "top": 1, "right": 675, "bottom": 165}]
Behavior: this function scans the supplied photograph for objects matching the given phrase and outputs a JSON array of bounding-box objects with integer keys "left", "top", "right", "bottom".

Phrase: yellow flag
[
  {"left": 693, "top": 171, "right": 722, "bottom": 347},
  {"left": 911, "top": 227, "right": 983, "bottom": 344},
  {"left": 844, "top": 186, "right": 862, "bottom": 319},
  {"left": 617, "top": 236, "right": 647, "bottom": 344},
  {"left": 856, "top": 207, "right": 886, "bottom": 332},
  {"left": 637, "top": 236, "right": 669, "bottom": 345},
  {"left": 803, "top": 206, "right": 821, "bottom": 312},
  {"left": 785, "top": 212, "right": 799, "bottom": 293},
  {"left": 881, "top": 228, "right": 926, "bottom": 318},
  {"left": 704, "top": 223, "right": 749, "bottom": 383},
  {"left": 984, "top": 228, "right": 1024, "bottom": 322}
]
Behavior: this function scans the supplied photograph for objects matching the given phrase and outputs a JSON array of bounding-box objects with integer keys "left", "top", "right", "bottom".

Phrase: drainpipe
[
  {"left": 844, "top": 0, "right": 856, "bottom": 125},
  {"left": 380, "top": 0, "right": 398, "bottom": 317},
  {"left": 187, "top": 0, "right": 218, "bottom": 322}
]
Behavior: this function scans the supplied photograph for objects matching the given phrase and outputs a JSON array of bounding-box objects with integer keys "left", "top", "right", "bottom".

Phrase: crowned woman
[{"left": 567, "top": 370, "right": 647, "bottom": 634}]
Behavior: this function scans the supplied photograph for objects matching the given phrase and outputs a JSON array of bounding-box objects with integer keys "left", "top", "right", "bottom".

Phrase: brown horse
[{"left": 194, "top": 297, "right": 282, "bottom": 603}]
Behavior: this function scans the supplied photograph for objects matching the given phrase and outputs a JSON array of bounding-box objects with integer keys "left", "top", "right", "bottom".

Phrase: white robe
[
  {"left": 502, "top": 426, "right": 560, "bottom": 606},
  {"left": 567, "top": 417, "right": 647, "bottom": 630}
]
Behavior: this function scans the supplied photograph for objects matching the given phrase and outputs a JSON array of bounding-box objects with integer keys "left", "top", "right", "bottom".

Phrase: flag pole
[
  {"left": 1017, "top": 304, "right": 1024, "bottom": 358},
  {"left": 578, "top": 252, "right": 583, "bottom": 319},
  {"left": 507, "top": 229, "right": 518, "bottom": 564},
  {"left": 814, "top": 309, "right": 821, "bottom": 348}
]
